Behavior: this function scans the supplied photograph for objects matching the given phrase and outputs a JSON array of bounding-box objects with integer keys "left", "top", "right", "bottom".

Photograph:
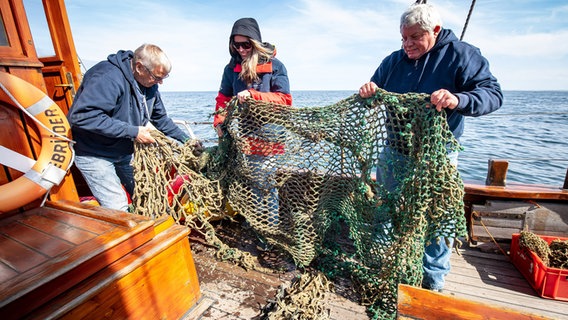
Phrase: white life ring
[{"left": 0, "top": 72, "right": 74, "bottom": 213}]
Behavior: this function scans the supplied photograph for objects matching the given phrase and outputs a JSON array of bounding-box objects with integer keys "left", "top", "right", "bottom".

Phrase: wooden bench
[{"left": 0, "top": 200, "right": 205, "bottom": 319}]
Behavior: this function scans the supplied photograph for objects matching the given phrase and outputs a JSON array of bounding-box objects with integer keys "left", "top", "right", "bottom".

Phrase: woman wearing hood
[
  {"left": 214, "top": 18, "right": 292, "bottom": 249},
  {"left": 213, "top": 17, "right": 292, "bottom": 129}
]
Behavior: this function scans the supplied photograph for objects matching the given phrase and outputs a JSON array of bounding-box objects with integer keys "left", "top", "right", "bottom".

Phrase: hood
[
  {"left": 430, "top": 28, "right": 458, "bottom": 54},
  {"left": 231, "top": 17, "right": 262, "bottom": 42},
  {"left": 228, "top": 18, "right": 275, "bottom": 64},
  {"left": 106, "top": 49, "right": 149, "bottom": 120},
  {"left": 107, "top": 49, "right": 136, "bottom": 85}
]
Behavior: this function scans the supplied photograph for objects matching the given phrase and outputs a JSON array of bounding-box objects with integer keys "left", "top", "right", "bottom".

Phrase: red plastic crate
[{"left": 510, "top": 233, "right": 568, "bottom": 301}]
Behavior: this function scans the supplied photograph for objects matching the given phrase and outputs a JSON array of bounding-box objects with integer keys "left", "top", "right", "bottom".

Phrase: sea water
[{"left": 162, "top": 90, "right": 568, "bottom": 187}]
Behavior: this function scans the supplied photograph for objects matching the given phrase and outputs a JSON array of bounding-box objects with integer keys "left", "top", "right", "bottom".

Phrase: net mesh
[{"left": 132, "top": 88, "right": 467, "bottom": 319}]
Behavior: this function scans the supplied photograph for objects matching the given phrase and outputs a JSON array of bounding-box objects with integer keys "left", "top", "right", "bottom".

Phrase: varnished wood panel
[
  {"left": 397, "top": 284, "right": 554, "bottom": 320},
  {"left": 17, "top": 214, "right": 98, "bottom": 244},
  {"left": 0, "top": 263, "right": 17, "bottom": 283},
  {"left": 27, "top": 222, "right": 201, "bottom": 320},
  {"left": 0, "top": 101, "right": 35, "bottom": 184},
  {"left": 0, "top": 202, "right": 155, "bottom": 320},
  {"left": 465, "top": 180, "right": 568, "bottom": 201},
  {"left": 0, "top": 220, "right": 74, "bottom": 257},
  {"left": 0, "top": 0, "right": 42, "bottom": 66},
  {"left": 0, "top": 233, "right": 49, "bottom": 272}
]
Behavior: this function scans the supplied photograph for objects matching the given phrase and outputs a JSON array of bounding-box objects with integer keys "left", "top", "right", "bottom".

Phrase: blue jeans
[
  {"left": 376, "top": 147, "right": 458, "bottom": 290},
  {"left": 422, "top": 237, "right": 454, "bottom": 290},
  {"left": 74, "top": 154, "right": 134, "bottom": 211}
]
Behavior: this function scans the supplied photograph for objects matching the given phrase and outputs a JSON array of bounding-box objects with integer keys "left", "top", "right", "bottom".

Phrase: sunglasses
[{"left": 232, "top": 41, "right": 252, "bottom": 50}]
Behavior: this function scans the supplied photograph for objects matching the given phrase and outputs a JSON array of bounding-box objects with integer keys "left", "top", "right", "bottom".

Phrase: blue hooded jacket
[
  {"left": 370, "top": 28, "right": 503, "bottom": 140},
  {"left": 68, "top": 50, "right": 188, "bottom": 157},
  {"left": 217, "top": 17, "right": 291, "bottom": 102},
  {"left": 214, "top": 17, "right": 292, "bottom": 129}
]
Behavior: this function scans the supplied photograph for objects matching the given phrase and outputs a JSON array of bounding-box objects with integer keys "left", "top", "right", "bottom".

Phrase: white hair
[
  {"left": 133, "top": 43, "right": 172, "bottom": 73},
  {"left": 400, "top": 3, "right": 443, "bottom": 33}
]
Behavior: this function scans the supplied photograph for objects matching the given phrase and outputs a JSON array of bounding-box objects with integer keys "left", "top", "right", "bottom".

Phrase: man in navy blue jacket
[
  {"left": 359, "top": 4, "right": 503, "bottom": 292},
  {"left": 68, "top": 43, "right": 188, "bottom": 211}
]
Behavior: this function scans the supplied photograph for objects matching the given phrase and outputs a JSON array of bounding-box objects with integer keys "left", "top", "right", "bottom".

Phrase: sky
[{"left": 28, "top": 0, "right": 568, "bottom": 92}]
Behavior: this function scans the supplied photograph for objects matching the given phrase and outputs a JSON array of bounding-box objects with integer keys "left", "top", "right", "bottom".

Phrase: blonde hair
[
  {"left": 133, "top": 43, "right": 172, "bottom": 73},
  {"left": 238, "top": 38, "right": 274, "bottom": 85}
]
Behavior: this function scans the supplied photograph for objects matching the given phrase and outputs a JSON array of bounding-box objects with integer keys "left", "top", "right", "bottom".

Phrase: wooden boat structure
[{"left": 1, "top": 1, "right": 567, "bottom": 319}]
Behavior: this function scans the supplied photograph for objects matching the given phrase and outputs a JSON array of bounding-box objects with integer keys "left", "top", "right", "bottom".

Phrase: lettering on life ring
[{"left": 0, "top": 72, "right": 74, "bottom": 213}]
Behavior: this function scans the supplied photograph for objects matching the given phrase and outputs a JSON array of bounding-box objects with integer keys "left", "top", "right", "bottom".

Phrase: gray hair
[
  {"left": 400, "top": 4, "right": 443, "bottom": 33},
  {"left": 133, "top": 43, "right": 172, "bottom": 73}
]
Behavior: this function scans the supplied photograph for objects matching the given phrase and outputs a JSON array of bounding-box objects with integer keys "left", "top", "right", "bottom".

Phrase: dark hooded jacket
[
  {"left": 68, "top": 50, "right": 188, "bottom": 157},
  {"left": 214, "top": 18, "right": 292, "bottom": 129},
  {"left": 370, "top": 28, "right": 503, "bottom": 140}
]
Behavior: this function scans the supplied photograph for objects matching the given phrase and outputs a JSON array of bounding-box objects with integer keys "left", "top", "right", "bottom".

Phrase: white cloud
[
  {"left": 65, "top": 0, "right": 568, "bottom": 91},
  {"left": 262, "top": 0, "right": 403, "bottom": 90}
]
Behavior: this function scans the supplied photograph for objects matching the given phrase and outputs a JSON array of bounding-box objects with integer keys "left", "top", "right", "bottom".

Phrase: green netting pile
[
  {"left": 519, "top": 230, "right": 568, "bottom": 269},
  {"left": 132, "top": 88, "right": 467, "bottom": 319}
]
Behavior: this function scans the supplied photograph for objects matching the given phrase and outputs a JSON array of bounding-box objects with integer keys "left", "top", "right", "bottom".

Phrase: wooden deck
[
  {"left": 190, "top": 241, "right": 367, "bottom": 319},
  {"left": 187, "top": 223, "right": 568, "bottom": 319},
  {"left": 445, "top": 242, "right": 567, "bottom": 320}
]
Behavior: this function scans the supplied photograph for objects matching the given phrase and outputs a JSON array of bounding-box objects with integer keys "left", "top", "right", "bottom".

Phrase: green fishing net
[{"left": 132, "top": 88, "right": 467, "bottom": 319}]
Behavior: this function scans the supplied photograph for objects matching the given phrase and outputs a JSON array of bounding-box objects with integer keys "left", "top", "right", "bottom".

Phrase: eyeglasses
[
  {"left": 232, "top": 41, "right": 252, "bottom": 50},
  {"left": 142, "top": 64, "right": 169, "bottom": 82}
]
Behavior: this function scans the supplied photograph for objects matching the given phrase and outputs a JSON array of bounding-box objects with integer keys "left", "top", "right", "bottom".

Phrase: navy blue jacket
[
  {"left": 214, "top": 53, "right": 292, "bottom": 128},
  {"left": 370, "top": 28, "right": 503, "bottom": 140},
  {"left": 68, "top": 50, "right": 188, "bottom": 157}
]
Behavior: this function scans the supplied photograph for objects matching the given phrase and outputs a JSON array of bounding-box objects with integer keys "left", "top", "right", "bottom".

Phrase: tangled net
[
  {"left": 519, "top": 230, "right": 568, "bottom": 269},
  {"left": 132, "top": 88, "right": 466, "bottom": 319},
  {"left": 257, "top": 272, "right": 333, "bottom": 320}
]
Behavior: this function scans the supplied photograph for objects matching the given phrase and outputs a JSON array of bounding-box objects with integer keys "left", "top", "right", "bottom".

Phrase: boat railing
[{"left": 173, "top": 119, "right": 198, "bottom": 140}]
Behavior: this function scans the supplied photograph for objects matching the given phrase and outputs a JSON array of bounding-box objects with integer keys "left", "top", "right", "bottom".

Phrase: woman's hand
[{"left": 237, "top": 89, "right": 252, "bottom": 103}]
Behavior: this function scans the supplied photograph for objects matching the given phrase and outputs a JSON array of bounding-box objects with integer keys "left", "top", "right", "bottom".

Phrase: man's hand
[
  {"left": 430, "top": 89, "right": 459, "bottom": 112},
  {"left": 135, "top": 125, "right": 156, "bottom": 143},
  {"left": 359, "top": 82, "right": 379, "bottom": 98},
  {"left": 192, "top": 140, "right": 205, "bottom": 157}
]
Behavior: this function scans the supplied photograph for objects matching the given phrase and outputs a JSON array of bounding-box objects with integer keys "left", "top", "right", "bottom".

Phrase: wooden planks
[
  {"left": 445, "top": 243, "right": 568, "bottom": 320},
  {"left": 470, "top": 200, "right": 568, "bottom": 242},
  {"left": 189, "top": 228, "right": 568, "bottom": 320},
  {"left": 27, "top": 219, "right": 203, "bottom": 320},
  {"left": 0, "top": 201, "right": 155, "bottom": 319},
  {"left": 192, "top": 243, "right": 366, "bottom": 319},
  {"left": 193, "top": 246, "right": 296, "bottom": 319},
  {"left": 0, "top": 201, "right": 204, "bottom": 319}
]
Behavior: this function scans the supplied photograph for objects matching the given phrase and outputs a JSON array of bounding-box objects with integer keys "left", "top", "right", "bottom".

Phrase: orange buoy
[{"left": 0, "top": 72, "right": 74, "bottom": 213}]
